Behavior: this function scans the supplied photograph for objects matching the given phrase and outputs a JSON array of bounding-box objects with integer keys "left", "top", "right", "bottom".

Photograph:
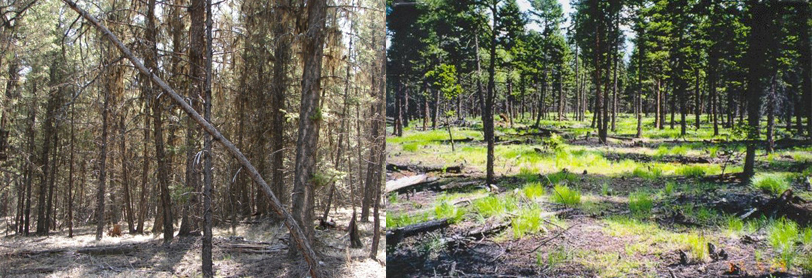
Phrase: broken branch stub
[{"left": 59, "top": 0, "right": 320, "bottom": 276}]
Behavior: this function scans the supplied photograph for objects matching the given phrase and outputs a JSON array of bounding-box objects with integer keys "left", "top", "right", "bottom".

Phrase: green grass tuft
[
  {"left": 518, "top": 167, "right": 540, "bottom": 183},
  {"left": 402, "top": 143, "right": 419, "bottom": 152},
  {"left": 752, "top": 173, "right": 791, "bottom": 195},
  {"left": 628, "top": 191, "right": 654, "bottom": 218},
  {"left": 472, "top": 195, "right": 517, "bottom": 219},
  {"left": 684, "top": 233, "right": 708, "bottom": 262},
  {"left": 677, "top": 165, "right": 707, "bottom": 178},
  {"left": 522, "top": 182, "right": 546, "bottom": 199},
  {"left": 768, "top": 218, "right": 801, "bottom": 270},
  {"left": 551, "top": 185, "right": 581, "bottom": 206},
  {"left": 663, "top": 182, "right": 676, "bottom": 196},
  {"left": 631, "top": 166, "right": 663, "bottom": 180},
  {"left": 434, "top": 200, "right": 465, "bottom": 223},
  {"left": 511, "top": 206, "right": 545, "bottom": 238}
]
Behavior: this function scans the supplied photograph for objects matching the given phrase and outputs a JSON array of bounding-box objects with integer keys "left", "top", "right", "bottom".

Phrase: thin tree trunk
[
  {"left": 120, "top": 116, "right": 135, "bottom": 233},
  {"left": 68, "top": 101, "right": 75, "bottom": 237},
  {"left": 202, "top": 0, "right": 213, "bottom": 274},
  {"left": 95, "top": 73, "right": 110, "bottom": 241},
  {"left": 695, "top": 68, "right": 701, "bottom": 130}
]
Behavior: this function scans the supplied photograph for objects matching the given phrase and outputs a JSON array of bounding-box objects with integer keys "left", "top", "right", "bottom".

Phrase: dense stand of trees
[
  {"left": 387, "top": 0, "right": 812, "bottom": 183},
  {"left": 0, "top": 0, "right": 385, "bottom": 275}
]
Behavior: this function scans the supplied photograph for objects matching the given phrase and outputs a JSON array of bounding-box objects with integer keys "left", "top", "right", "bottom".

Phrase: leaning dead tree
[{"left": 60, "top": 0, "right": 320, "bottom": 276}]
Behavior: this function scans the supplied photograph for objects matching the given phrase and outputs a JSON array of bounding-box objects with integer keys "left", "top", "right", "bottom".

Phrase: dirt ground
[{"left": 0, "top": 208, "right": 385, "bottom": 278}]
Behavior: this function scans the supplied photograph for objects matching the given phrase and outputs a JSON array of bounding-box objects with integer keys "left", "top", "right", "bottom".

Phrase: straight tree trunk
[
  {"left": 799, "top": 4, "right": 811, "bottom": 138},
  {"left": 68, "top": 101, "right": 75, "bottom": 237},
  {"left": 767, "top": 74, "right": 776, "bottom": 153},
  {"left": 180, "top": 0, "right": 206, "bottom": 236},
  {"left": 270, "top": 0, "right": 293, "bottom": 211},
  {"left": 369, "top": 26, "right": 386, "bottom": 259},
  {"left": 695, "top": 68, "right": 701, "bottom": 130},
  {"left": 24, "top": 100, "right": 35, "bottom": 236},
  {"left": 202, "top": 0, "right": 213, "bottom": 275},
  {"left": 120, "top": 116, "right": 135, "bottom": 233},
  {"left": 484, "top": 2, "right": 498, "bottom": 185},
  {"left": 290, "top": 0, "right": 329, "bottom": 256},
  {"left": 96, "top": 74, "right": 110, "bottom": 241},
  {"left": 743, "top": 2, "right": 771, "bottom": 182},
  {"left": 594, "top": 0, "right": 606, "bottom": 144}
]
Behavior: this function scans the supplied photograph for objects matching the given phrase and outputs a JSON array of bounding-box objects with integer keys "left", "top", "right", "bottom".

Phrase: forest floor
[
  {"left": 385, "top": 114, "right": 812, "bottom": 277},
  {"left": 0, "top": 207, "right": 385, "bottom": 277}
]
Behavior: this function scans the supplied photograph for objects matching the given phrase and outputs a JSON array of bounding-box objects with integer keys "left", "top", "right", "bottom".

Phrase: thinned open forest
[
  {"left": 386, "top": 115, "right": 812, "bottom": 277},
  {"left": 385, "top": 0, "right": 812, "bottom": 276}
]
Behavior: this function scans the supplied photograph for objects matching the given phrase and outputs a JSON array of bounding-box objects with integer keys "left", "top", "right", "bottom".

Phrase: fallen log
[
  {"left": 441, "top": 137, "right": 474, "bottom": 144},
  {"left": 220, "top": 243, "right": 287, "bottom": 254},
  {"left": 607, "top": 135, "right": 635, "bottom": 142},
  {"left": 3, "top": 267, "right": 56, "bottom": 275},
  {"left": 466, "top": 221, "right": 511, "bottom": 239},
  {"left": 4, "top": 244, "right": 140, "bottom": 257},
  {"left": 76, "top": 245, "right": 137, "bottom": 255},
  {"left": 385, "top": 174, "right": 430, "bottom": 193},
  {"left": 387, "top": 163, "right": 464, "bottom": 174},
  {"left": 387, "top": 177, "right": 441, "bottom": 195},
  {"left": 386, "top": 218, "right": 450, "bottom": 246}
]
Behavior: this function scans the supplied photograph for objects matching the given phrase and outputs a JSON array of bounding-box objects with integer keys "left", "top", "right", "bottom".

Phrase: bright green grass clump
[
  {"left": 472, "top": 195, "right": 517, "bottom": 218},
  {"left": 545, "top": 171, "right": 579, "bottom": 185},
  {"left": 551, "top": 185, "right": 581, "bottom": 206},
  {"left": 768, "top": 218, "right": 802, "bottom": 270},
  {"left": 684, "top": 233, "right": 708, "bottom": 262},
  {"left": 402, "top": 143, "right": 419, "bottom": 152},
  {"left": 628, "top": 191, "right": 654, "bottom": 217},
  {"left": 386, "top": 211, "right": 431, "bottom": 228},
  {"left": 522, "top": 182, "right": 546, "bottom": 199},
  {"left": 726, "top": 215, "right": 745, "bottom": 236},
  {"left": 434, "top": 200, "right": 466, "bottom": 223},
  {"left": 512, "top": 206, "right": 545, "bottom": 238},
  {"left": 631, "top": 166, "right": 663, "bottom": 180},
  {"left": 752, "top": 173, "right": 791, "bottom": 195},
  {"left": 654, "top": 145, "right": 689, "bottom": 157},
  {"left": 677, "top": 165, "right": 707, "bottom": 178}
]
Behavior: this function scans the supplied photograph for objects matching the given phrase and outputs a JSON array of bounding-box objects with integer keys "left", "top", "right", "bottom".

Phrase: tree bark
[
  {"left": 290, "top": 0, "right": 328, "bottom": 257},
  {"left": 484, "top": 2, "right": 498, "bottom": 185},
  {"left": 68, "top": 101, "right": 75, "bottom": 237},
  {"left": 202, "top": 0, "right": 213, "bottom": 275},
  {"left": 95, "top": 70, "right": 110, "bottom": 241},
  {"left": 120, "top": 116, "right": 135, "bottom": 233},
  {"left": 270, "top": 0, "right": 293, "bottom": 211},
  {"left": 743, "top": 1, "right": 771, "bottom": 182}
]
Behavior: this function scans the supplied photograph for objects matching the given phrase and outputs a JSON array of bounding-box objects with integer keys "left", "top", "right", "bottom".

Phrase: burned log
[
  {"left": 386, "top": 218, "right": 450, "bottom": 246},
  {"left": 441, "top": 137, "right": 474, "bottom": 144},
  {"left": 76, "top": 244, "right": 137, "bottom": 255},
  {"left": 386, "top": 163, "right": 464, "bottom": 174},
  {"left": 715, "top": 189, "right": 812, "bottom": 226}
]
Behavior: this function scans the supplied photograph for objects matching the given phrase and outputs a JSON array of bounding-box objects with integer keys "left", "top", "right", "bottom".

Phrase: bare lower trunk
[{"left": 95, "top": 81, "right": 109, "bottom": 241}]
